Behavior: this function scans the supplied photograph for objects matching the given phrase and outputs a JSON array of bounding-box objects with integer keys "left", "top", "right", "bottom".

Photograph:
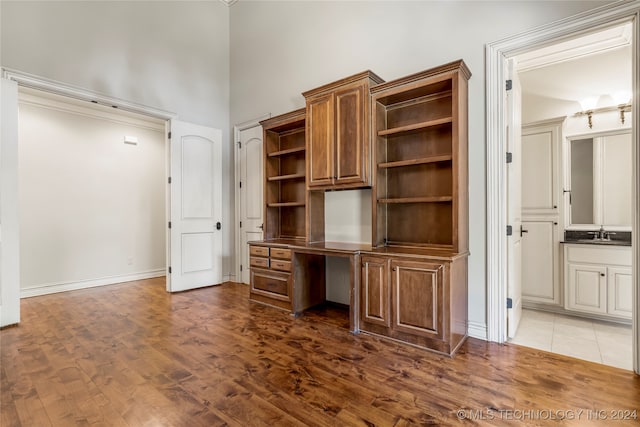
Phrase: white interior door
[
  {"left": 168, "top": 120, "right": 223, "bottom": 292},
  {"left": 506, "top": 58, "right": 523, "bottom": 339},
  {"left": 238, "top": 125, "right": 264, "bottom": 284},
  {"left": 0, "top": 78, "right": 20, "bottom": 326}
]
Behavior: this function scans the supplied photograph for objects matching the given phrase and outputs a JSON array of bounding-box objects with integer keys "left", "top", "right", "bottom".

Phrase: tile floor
[{"left": 510, "top": 309, "right": 633, "bottom": 370}]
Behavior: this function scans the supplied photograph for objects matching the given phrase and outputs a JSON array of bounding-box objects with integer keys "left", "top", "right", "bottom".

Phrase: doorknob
[
  {"left": 258, "top": 224, "right": 264, "bottom": 230},
  {"left": 216, "top": 222, "right": 221, "bottom": 230},
  {"left": 520, "top": 226, "right": 528, "bottom": 237}
]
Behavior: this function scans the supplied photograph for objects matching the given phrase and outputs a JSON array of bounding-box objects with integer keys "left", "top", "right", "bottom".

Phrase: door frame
[
  {"left": 485, "top": 1, "right": 640, "bottom": 373},
  {"left": 1, "top": 67, "right": 177, "bottom": 306},
  {"left": 233, "top": 114, "right": 270, "bottom": 283}
]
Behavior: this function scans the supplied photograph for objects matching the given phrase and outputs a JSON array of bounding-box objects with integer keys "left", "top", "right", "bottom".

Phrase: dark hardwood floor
[{"left": 2, "top": 278, "right": 639, "bottom": 426}]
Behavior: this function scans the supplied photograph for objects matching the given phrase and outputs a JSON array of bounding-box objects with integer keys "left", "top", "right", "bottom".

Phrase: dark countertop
[
  {"left": 563, "top": 229, "right": 631, "bottom": 246},
  {"left": 561, "top": 240, "right": 631, "bottom": 246}
]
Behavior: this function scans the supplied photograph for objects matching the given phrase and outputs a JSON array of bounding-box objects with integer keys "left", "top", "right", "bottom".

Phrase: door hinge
[
  {"left": 240, "top": 265, "right": 243, "bottom": 272},
  {"left": 506, "top": 225, "right": 513, "bottom": 236},
  {"left": 506, "top": 79, "right": 512, "bottom": 91},
  {"left": 168, "top": 177, "right": 172, "bottom": 184},
  {"left": 239, "top": 181, "right": 242, "bottom": 188},
  {"left": 506, "top": 152, "right": 513, "bottom": 163},
  {"left": 239, "top": 221, "right": 242, "bottom": 228},
  {"left": 237, "top": 141, "right": 242, "bottom": 149},
  {"left": 168, "top": 131, "right": 172, "bottom": 139},
  {"left": 506, "top": 297, "right": 513, "bottom": 309},
  {"left": 168, "top": 266, "right": 172, "bottom": 274},
  {"left": 168, "top": 221, "right": 172, "bottom": 229}
]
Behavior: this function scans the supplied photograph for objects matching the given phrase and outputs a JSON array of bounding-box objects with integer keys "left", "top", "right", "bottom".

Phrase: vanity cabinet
[
  {"left": 564, "top": 244, "right": 632, "bottom": 320},
  {"left": 303, "top": 71, "right": 384, "bottom": 190},
  {"left": 360, "top": 254, "right": 467, "bottom": 356}
]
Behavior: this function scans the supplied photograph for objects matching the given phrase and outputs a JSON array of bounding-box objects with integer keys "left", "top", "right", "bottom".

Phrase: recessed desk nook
[{"left": 249, "top": 61, "right": 471, "bottom": 356}]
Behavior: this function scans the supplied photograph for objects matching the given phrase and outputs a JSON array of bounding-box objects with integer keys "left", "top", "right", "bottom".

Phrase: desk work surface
[{"left": 248, "top": 239, "right": 469, "bottom": 260}]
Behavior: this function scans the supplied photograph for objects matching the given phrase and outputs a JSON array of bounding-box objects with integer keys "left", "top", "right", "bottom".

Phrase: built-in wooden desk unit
[{"left": 250, "top": 60, "right": 471, "bottom": 356}]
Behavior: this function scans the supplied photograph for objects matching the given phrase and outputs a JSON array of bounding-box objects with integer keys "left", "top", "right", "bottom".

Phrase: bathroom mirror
[{"left": 567, "top": 131, "right": 632, "bottom": 228}]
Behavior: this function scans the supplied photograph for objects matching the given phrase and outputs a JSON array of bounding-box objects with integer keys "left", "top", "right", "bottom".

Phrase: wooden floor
[{"left": 2, "top": 279, "right": 639, "bottom": 427}]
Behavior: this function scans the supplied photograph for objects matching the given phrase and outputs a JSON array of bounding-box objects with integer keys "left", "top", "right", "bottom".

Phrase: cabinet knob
[
  {"left": 392, "top": 267, "right": 397, "bottom": 272},
  {"left": 600, "top": 273, "right": 605, "bottom": 277}
]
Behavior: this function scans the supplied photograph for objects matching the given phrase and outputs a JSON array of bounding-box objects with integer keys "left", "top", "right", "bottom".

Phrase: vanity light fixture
[{"left": 575, "top": 93, "right": 632, "bottom": 129}]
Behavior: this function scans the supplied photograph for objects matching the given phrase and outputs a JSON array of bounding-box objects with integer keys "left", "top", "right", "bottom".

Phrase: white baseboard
[
  {"left": 468, "top": 320, "right": 488, "bottom": 340},
  {"left": 21, "top": 269, "right": 166, "bottom": 298},
  {"left": 224, "top": 273, "right": 236, "bottom": 282}
]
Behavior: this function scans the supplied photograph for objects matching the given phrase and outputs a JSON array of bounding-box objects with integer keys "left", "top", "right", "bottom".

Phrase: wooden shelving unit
[
  {"left": 252, "top": 61, "right": 470, "bottom": 356},
  {"left": 260, "top": 109, "right": 307, "bottom": 240},
  {"left": 371, "top": 61, "right": 470, "bottom": 252}
]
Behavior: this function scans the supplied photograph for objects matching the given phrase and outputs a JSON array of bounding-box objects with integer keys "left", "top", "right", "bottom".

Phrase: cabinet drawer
[
  {"left": 270, "top": 248, "right": 292, "bottom": 260},
  {"left": 252, "top": 271, "right": 289, "bottom": 296},
  {"left": 250, "top": 257, "right": 269, "bottom": 269},
  {"left": 565, "top": 245, "right": 631, "bottom": 266},
  {"left": 270, "top": 259, "right": 291, "bottom": 272},
  {"left": 250, "top": 246, "right": 269, "bottom": 257}
]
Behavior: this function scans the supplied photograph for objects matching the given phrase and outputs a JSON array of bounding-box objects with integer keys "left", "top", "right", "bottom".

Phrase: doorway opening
[
  {"left": 486, "top": 1, "right": 640, "bottom": 374},
  {"left": 508, "top": 22, "right": 634, "bottom": 370},
  {"left": 17, "top": 86, "right": 168, "bottom": 298}
]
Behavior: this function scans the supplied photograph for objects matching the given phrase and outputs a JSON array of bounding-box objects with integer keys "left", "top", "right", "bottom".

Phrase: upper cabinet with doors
[
  {"left": 303, "top": 71, "right": 384, "bottom": 190},
  {"left": 521, "top": 117, "right": 564, "bottom": 216}
]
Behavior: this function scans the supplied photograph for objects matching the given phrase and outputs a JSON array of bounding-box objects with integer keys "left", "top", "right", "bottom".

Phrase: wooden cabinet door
[
  {"left": 360, "top": 256, "right": 390, "bottom": 330},
  {"left": 607, "top": 266, "right": 632, "bottom": 319},
  {"left": 307, "top": 93, "right": 334, "bottom": 187},
  {"left": 391, "top": 259, "right": 444, "bottom": 339},
  {"left": 335, "top": 84, "right": 366, "bottom": 186},
  {"left": 566, "top": 263, "right": 607, "bottom": 314}
]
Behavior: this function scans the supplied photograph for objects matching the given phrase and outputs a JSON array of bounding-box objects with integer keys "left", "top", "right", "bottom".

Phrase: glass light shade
[
  {"left": 612, "top": 90, "right": 632, "bottom": 105},
  {"left": 579, "top": 96, "right": 598, "bottom": 110}
]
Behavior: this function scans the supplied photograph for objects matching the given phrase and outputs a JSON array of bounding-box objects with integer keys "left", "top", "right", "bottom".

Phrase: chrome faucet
[{"left": 589, "top": 225, "right": 615, "bottom": 241}]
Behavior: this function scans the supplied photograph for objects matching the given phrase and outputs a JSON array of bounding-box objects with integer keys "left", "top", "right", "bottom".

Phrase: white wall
[
  {"left": 230, "top": 0, "right": 613, "bottom": 335},
  {"left": 18, "top": 91, "right": 166, "bottom": 295},
  {"left": 0, "top": 1, "right": 235, "bottom": 278}
]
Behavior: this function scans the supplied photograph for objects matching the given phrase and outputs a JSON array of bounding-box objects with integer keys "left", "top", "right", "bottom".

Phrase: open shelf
[
  {"left": 268, "top": 146, "right": 306, "bottom": 157},
  {"left": 371, "top": 60, "right": 470, "bottom": 251},
  {"left": 378, "top": 117, "right": 452, "bottom": 137},
  {"left": 378, "top": 196, "right": 452, "bottom": 204},
  {"left": 267, "top": 202, "right": 305, "bottom": 208},
  {"left": 260, "top": 109, "right": 308, "bottom": 241},
  {"left": 267, "top": 173, "right": 305, "bottom": 182},
  {"left": 378, "top": 154, "right": 452, "bottom": 169}
]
